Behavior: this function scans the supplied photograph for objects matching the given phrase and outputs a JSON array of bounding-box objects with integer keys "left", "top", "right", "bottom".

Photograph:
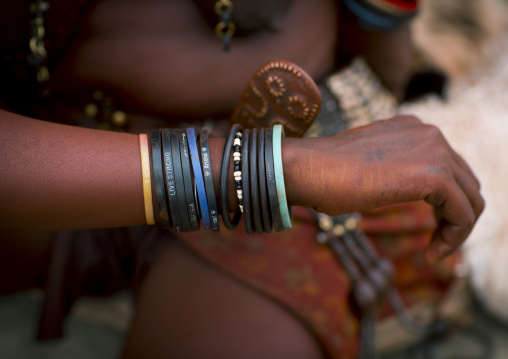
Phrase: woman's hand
[{"left": 284, "top": 115, "right": 484, "bottom": 262}]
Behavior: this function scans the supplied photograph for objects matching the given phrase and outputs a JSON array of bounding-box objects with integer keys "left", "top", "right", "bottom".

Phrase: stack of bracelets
[{"left": 138, "top": 124, "right": 292, "bottom": 234}]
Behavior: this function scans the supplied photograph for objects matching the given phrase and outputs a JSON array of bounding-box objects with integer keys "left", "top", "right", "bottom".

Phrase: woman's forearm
[
  {"left": 0, "top": 112, "right": 298, "bottom": 230},
  {"left": 0, "top": 111, "right": 145, "bottom": 229},
  {"left": 0, "top": 111, "right": 484, "bottom": 262}
]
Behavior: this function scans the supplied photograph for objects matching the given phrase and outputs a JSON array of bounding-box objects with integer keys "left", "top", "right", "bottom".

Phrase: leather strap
[
  {"left": 241, "top": 129, "right": 253, "bottom": 234},
  {"left": 169, "top": 129, "right": 191, "bottom": 231},
  {"left": 151, "top": 129, "right": 172, "bottom": 229},
  {"left": 220, "top": 124, "right": 243, "bottom": 230},
  {"left": 257, "top": 128, "right": 272, "bottom": 233},
  {"left": 161, "top": 129, "right": 183, "bottom": 232},
  {"left": 249, "top": 128, "right": 263, "bottom": 234},
  {"left": 179, "top": 129, "right": 200, "bottom": 230}
]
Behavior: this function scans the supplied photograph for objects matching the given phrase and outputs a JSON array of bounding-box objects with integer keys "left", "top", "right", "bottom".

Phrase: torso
[{"left": 48, "top": 0, "right": 338, "bottom": 121}]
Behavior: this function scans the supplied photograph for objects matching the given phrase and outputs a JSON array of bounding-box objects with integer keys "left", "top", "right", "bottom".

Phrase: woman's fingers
[
  {"left": 424, "top": 145, "right": 484, "bottom": 262},
  {"left": 447, "top": 141, "right": 481, "bottom": 190},
  {"left": 451, "top": 159, "right": 485, "bottom": 219},
  {"left": 408, "top": 122, "right": 484, "bottom": 260},
  {"left": 424, "top": 177, "right": 480, "bottom": 262}
]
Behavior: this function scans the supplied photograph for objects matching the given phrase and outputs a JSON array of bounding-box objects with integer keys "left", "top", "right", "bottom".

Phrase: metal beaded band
[
  {"left": 150, "top": 130, "right": 172, "bottom": 229},
  {"left": 198, "top": 130, "right": 221, "bottom": 232},
  {"left": 325, "top": 57, "right": 397, "bottom": 129},
  {"left": 257, "top": 128, "right": 272, "bottom": 233},
  {"left": 138, "top": 134, "right": 155, "bottom": 225},
  {"left": 264, "top": 127, "right": 284, "bottom": 232},
  {"left": 214, "top": 0, "right": 235, "bottom": 51},
  {"left": 186, "top": 127, "right": 212, "bottom": 230},
  {"left": 233, "top": 131, "right": 244, "bottom": 213},
  {"left": 305, "top": 84, "right": 348, "bottom": 138},
  {"left": 241, "top": 129, "right": 253, "bottom": 234},
  {"left": 170, "top": 129, "right": 192, "bottom": 231},
  {"left": 161, "top": 129, "right": 183, "bottom": 232},
  {"left": 28, "top": 0, "right": 51, "bottom": 96},
  {"left": 249, "top": 129, "right": 263, "bottom": 234},
  {"left": 149, "top": 132, "right": 161, "bottom": 225},
  {"left": 179, "top": 129, "right": 200, "bottom": 231},
  {"left": 272, "top": 124, "right": 292, "bottom": 229},
  {"left": 220, "top": 124, "right": 243, "bottom": 230}
]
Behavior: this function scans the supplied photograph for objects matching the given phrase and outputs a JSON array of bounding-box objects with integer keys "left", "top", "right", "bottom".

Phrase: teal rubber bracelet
[{"left": 272, "top": 124, "right": 292, "bottom": 228}]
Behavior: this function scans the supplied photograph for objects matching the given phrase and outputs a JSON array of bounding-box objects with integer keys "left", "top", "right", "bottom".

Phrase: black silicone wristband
[
  {"left": 170, "top": 129, "right": 191, "bottom": 231},
  {"left": 220, "top": 124, "right": 243, "bottom": 230},
  {"left": 264, "top": 127, "right": 284, "bottom": 232},
  {"left": 257, "top": 128, "right": 272, "bottom": 233},
  {"left": 149, "top": 131, "right": 161, "bottom": 225},
  {"left": 249, "top": 129, "right": 263, "bottom": 234},
  {"left": 194, "top": 180, "right": 202, "bottom": 220},
  {"left": 151, "top": 129, "right": 172, "bottom": 229},
  {"left": 148, "top": 134, "right": 160, "bottom": 225},
  {"left": 198, "top": 131, "right": 220, "bottom": 232},
  {"left": 179, "top": 129, "right": 200, "bottom": 231},
  {"left": 242, "top": 129, "right": 253, "bottom": 234},
  {"left": 161, "top": 129, "right": 182, "bottom": 232}
]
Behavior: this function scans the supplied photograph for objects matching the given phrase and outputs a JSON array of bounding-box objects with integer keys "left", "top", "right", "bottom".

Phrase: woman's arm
[
  {"left": 0, "top": 111, "right": 484, "bottom": 262},
  {"left": 0, "top": 110, "right": 145, "bottom": 230}
]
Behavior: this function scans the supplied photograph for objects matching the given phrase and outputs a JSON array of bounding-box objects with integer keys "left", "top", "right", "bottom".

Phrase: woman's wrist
[
  {"left": 281, "top": 137, "right": 322, "bottom": 210},
  {"left": 210, "top": 134, "right": 321, "bottom": 215}
]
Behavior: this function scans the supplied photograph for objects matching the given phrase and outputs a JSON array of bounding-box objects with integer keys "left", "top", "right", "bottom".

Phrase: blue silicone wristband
[
  {"left": 186, "top": 127, "right": 211, "bottom": 230},
  {"left": 272, "top": 124, "right": 292, "bottom": 228}
]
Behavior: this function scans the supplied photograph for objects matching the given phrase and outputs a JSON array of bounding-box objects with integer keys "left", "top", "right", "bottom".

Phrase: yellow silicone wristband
[{"left": 139, "top": 134, "right": 155, "bottom": 225}]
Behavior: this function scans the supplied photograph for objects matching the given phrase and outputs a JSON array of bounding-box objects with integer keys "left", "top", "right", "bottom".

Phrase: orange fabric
[{"left": 179, "top": 200, "right": 458, "bottom": 359}]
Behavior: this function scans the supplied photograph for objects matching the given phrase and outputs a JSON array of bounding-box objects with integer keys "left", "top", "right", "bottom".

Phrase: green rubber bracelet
[{"left": 272, "top": 124, "right": 292, "bottom": 228}]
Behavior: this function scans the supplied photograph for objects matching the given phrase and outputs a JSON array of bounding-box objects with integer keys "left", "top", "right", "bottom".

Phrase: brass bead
[
  {"left": 30, "top": 1, "right": 49, "bottom": 13},
  {"left": 214, "top": 21, "right": 235, "bottom": 39},
  {"left": 32, "top": 24, "right": 45, "bottom": 39},
  {"left": 345, "top": 217, "right": 357, "bottom": 231},
  {"left": 36, "top": 66, "right": 50, "bottom": 82},
  {"left": 333, "top": 224, "right": 345, "bottom": 237},
  {"left": 29, "top": 37, "right": 47, "bottom": 58},
  {"left": 84, "top": 103, "right": 98, "bottom": 118},
  {"left": 318, "top": 216, "right": 333, "bottom": 231},
  {"left": 214, "top": 0, "right": 233, "bottom": 15},
  {"left": 111, "top": 111, "right": 127, "bottom": 127}
]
